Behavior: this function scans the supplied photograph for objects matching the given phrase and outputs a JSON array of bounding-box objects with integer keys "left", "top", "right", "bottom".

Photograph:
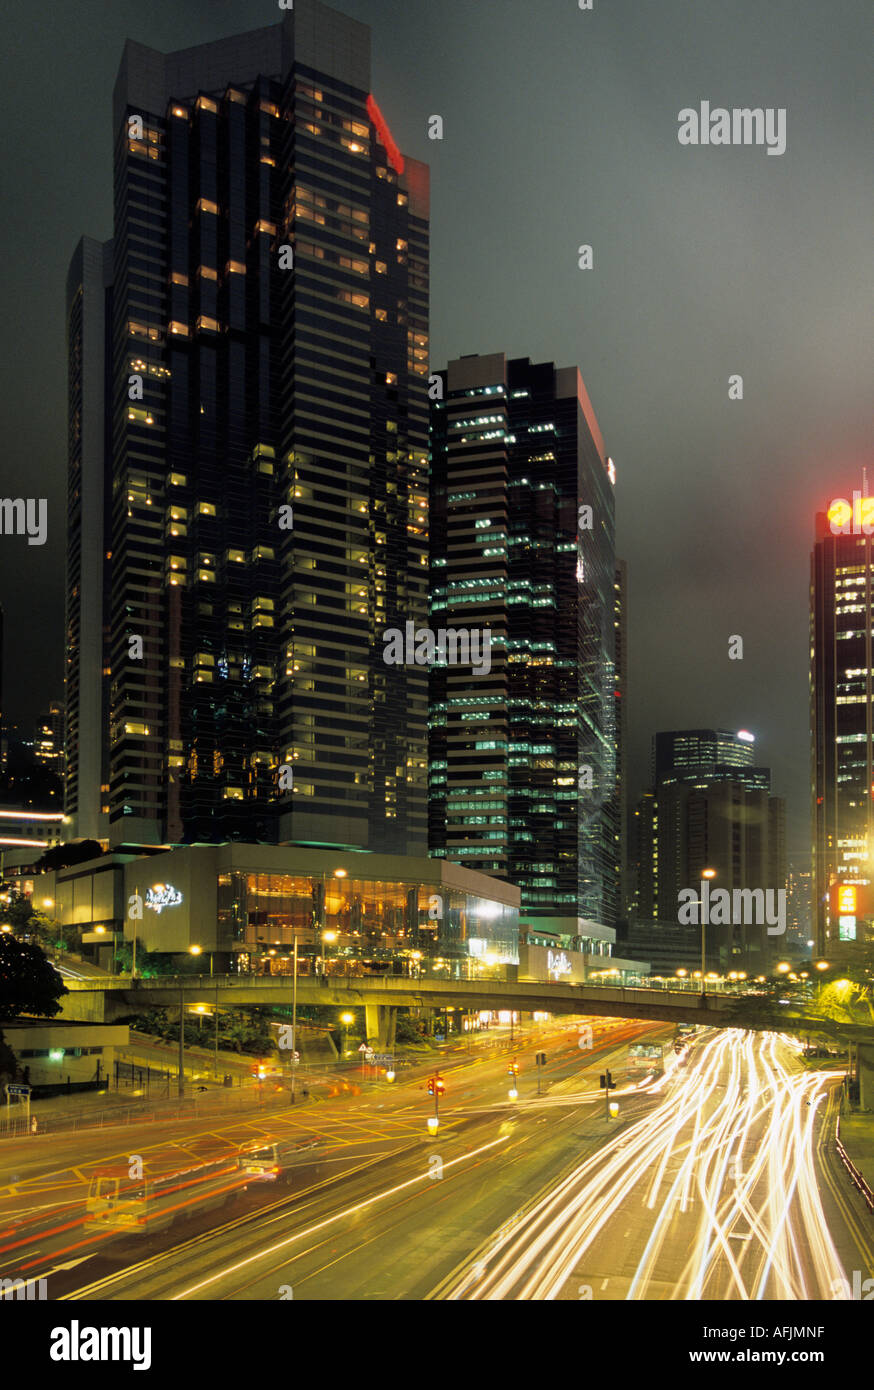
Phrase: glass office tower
[
  {"left": 66, "top": 1, "right": 430, "bottom": 853},
  {"left": 429, "top": 352, "right": 619, "bottom": 927},
  {"left": 811, "top": 497, "right": 874, "bottom": 951}
]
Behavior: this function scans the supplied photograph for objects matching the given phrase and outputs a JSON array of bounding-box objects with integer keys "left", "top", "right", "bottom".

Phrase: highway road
[{"left": 1, "top": 1022, "right": 869, "bottom": 1301}]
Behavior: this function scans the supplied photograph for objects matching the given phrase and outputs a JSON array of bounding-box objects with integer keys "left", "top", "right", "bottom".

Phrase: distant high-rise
[
  {"left": 811, "top": 497, "right": 874, "bottom": 951},
  {"left": 65, "top": 237, "right": 112, "bottom": 842},
  {"left": 34, "top": 702, "right": 66, "bottom": 777},
  {"left": 66, "top": 1, "right": 430, "bottom": 852},
  {"left": 633, "top": 728, "right": 786, "bottom": 970},
  {"left": 428, "top": 352, "right": 619, "bottom": 928},
  {"left": 653, "top": 728, "right": 762, "bottom": 787}
]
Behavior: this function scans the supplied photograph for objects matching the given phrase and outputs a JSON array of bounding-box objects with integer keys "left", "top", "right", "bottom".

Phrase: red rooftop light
[{"left": 366, "top": 94, "right": 405, "bottom": 175}]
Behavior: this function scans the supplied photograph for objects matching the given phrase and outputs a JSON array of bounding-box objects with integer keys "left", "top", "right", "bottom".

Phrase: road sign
[
  {"left": 357, "top": 1043, "right": 369, "bottom": 1052},
  {"left": 536, "top": 1052, "right": 546, "bottom": 1066},
  {"left": 5, "top": 1085, "right": 31, "bottom": 1097}
]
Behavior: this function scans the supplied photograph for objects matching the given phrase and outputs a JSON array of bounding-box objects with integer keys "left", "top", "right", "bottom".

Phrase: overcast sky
[{"left": 1, "top": 0, "right": 871, "bottom": 854}]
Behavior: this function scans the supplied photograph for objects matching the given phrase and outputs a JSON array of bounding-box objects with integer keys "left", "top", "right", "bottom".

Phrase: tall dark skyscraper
[
  {"left": 811, "top": 496, "right": 874, "bottom": 952},
  {"left": 66, "top": 1, "right": 430, "bottom": 853},
  {"left": 632, "top": 726, "right": 786, "bottom": 972},
  {"left": 614, "top": 559, "right": 628, "bottom": 917},
  {"left": 428, "top": 352, "right": 619, "bottom": 929}
]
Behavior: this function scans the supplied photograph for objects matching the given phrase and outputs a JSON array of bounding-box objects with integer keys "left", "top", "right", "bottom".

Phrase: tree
[
  {"left": 0, "top": 934, "right": 68, "bottom": 1020},
  {"left": 0, "top": 1028, "right": 17, "bottom": 1085},
  {"left": 33, "top": 840, "right": 103, "bottom": 873}
]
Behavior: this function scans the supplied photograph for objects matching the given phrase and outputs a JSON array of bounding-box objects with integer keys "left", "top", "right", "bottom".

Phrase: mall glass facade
[{"left": 218, "top": 869, "right": 518, "bottom": 978}]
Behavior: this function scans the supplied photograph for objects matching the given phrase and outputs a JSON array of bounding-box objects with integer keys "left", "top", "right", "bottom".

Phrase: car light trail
[{"left": 448, "top": 1031, "right": 849, "bottom": 1301}]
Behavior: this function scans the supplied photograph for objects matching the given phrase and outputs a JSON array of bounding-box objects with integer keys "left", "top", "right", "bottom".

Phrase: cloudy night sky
[{"left": 0, "top": 0, "right": 871, "bottom": 853}]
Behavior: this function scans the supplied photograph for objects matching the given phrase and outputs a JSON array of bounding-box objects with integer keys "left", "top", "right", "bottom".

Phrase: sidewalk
[{"left": 836, "top": 1108, "right": 874, "bottom": 1199}]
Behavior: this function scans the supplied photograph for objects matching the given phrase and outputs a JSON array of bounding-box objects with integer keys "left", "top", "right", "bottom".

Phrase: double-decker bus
[
  {"left": 84, "top": 1158, "right": 246, "bottom": 1236},
  {"left": 627, "top": 1042, "right": 664, "bottom": 1077}
]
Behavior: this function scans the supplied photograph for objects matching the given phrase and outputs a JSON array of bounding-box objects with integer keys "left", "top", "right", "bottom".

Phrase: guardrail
[{"left": 835, "top": 1110, "right": 874, "bottom": 1214}]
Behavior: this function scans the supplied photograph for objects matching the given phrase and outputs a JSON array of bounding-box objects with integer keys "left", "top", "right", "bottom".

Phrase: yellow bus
[{"left": 85, "top": 1159, "right": 246, "bottom": 1235}]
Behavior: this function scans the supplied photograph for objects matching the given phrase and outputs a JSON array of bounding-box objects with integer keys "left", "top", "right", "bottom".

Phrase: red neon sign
[{"left": 366, "top": 94, "right": 404, "bottom": 175}]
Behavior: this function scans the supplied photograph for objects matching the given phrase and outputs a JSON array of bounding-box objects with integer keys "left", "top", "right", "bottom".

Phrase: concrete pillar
[
  {"left": 364, "top": 1004, "right": 397, "bottom": 1049},
  {"left": 858, "top": 1043, "right": 874, "bottom": 1111}
]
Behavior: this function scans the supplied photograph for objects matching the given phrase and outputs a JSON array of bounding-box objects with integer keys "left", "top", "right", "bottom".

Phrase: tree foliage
[{"left": 0, "top": 934, "right": 68, "bottom": 1020}]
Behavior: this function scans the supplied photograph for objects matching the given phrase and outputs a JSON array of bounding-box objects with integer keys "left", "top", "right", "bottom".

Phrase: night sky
[{"left": 0, "top": 0, "right": 871, "bottom": 855}]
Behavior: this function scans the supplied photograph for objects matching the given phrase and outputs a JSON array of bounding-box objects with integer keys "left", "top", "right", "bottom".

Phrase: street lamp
[
  {"left": 189, "top": 944, "right": 214, "bottom": 977},
  {"left": 700, "top": 868, "right": 716, "bottom": 995},
  {"left": 340, "top": 1011, "right": 354, "bottom": 1057}
]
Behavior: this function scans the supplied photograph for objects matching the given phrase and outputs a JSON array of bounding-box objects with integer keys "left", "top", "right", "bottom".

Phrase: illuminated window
[
  {"left": 195, "top": 315, "right": 220, "bottom": 333},
  {"left": 124, "top": 722, "right": 150, "bottom": 736},
  {"left": 374, "top": 261, "right": 387, "bottom": 274},
  {"left": 254, "top": 545, "right": 275, "bottom": 561},
  {"left": 259, "top": 102, "right": 279, "bottom": 117},
  {"left": 260, "top": 155, "right": 276, "bottom": 167},
  {"left": 227, "top": 549, "right": 246, "bottom": 563},
  {"left": 170, "top": 272, "right": 189, "bottom": 286},
  {"left": 169, "top": 321, "right": 189, "bottom": 337},
  {"left": 226, "top": 88, "right": 247, "bottom": 105},
  {"left": 199, "top": 502, "right": 217, "bottom": 517},
  {"left": 196, "top": 96, "right": 218, "bottom": 114},
  {"left": 171, "top": 105, "right": 188, "bottom": 119},
  {"left": 226, "top": 260, "right": 246, "bottom": 275},
  {"left": 255, "top": 219, "right": 277, "bottom": 236},
  {"left": 196, "top": 198, "right": 219, "bottom": 216},
  {"left": 169, "top": 472, "right": 187, "bottom": 487},
  {"left": 375, "top": 308, "right": 387, "bottom": 322},
  {"left": 197, "top": 265, "right": 219, "bottom": 281},
  {"left": 197, "top": 568, "right": 216, "bottom": 583}
]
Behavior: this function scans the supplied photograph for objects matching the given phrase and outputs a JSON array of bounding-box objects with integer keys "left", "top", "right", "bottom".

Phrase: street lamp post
[
  {"left": 178, "top": 984, "right": 185, "bottom": 1098},
  {"left": 701, "top": 869, "right": 717, "bottom": 997},
  {"left": 288, "top": 935, "right": 299, "bottom": 1103}
]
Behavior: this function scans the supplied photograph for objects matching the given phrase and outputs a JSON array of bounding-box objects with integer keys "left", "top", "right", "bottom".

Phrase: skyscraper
[
  {"left": 66, "top": 1, "right": 430, "bottom": 853},
  {"left": 428, "top": 352, "right": 619, "bottom": 929},
  {"left": 653, "top": 728, "right": 761, "bottom": 787},
  {"left": 811, "top": 496, "right": 874, "bottom": 951},
  {"left": 633, "top": 728, "right": 786, "bottom": 973},
  {"left": 614, "top": 559, "right": 628, "bottom": 917}
]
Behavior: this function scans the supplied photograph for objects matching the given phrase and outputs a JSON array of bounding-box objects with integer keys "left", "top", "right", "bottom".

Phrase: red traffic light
[
  {"left": 435, "top": 1079, "right": 445, "bottom": 1095},
  {"left": 427, "top": 1078, "right": 435, "bottom": 1095}
]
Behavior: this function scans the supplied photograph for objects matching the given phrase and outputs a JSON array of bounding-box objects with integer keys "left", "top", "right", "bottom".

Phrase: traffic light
[
  {"left": 435, "top": 1077, "right": 445, "bottom": 1097},
  {"left": 507, "top": 1060, "right": 519, "bottom": 1077},
  {"left": 599, "top": 1070, "right": 614, "bottom": 1089},
  {"left": 427, "top": 1077, "right": 435, "bottom": 1096}
]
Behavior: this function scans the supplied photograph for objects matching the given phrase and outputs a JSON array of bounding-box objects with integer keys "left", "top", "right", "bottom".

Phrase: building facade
[
  {"left": 811, "top": 498, "right": 874, "bottom": 951},
  {"left": 16, "top": 843, "right": 520, "bottom": 981},
  {"left": 632, "top": 729, "right": 786, "bottom": 972},
  {"left": 428, "top": 352, "right": 619, "bottom": 927},
  {"left": 66, "top": 0, "right": 430, "bottom": 854}
]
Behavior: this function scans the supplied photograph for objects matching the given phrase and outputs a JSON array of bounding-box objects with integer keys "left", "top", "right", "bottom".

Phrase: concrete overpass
[{"left": 58, "top": 973, "right": 742, "bottom": 1046}]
